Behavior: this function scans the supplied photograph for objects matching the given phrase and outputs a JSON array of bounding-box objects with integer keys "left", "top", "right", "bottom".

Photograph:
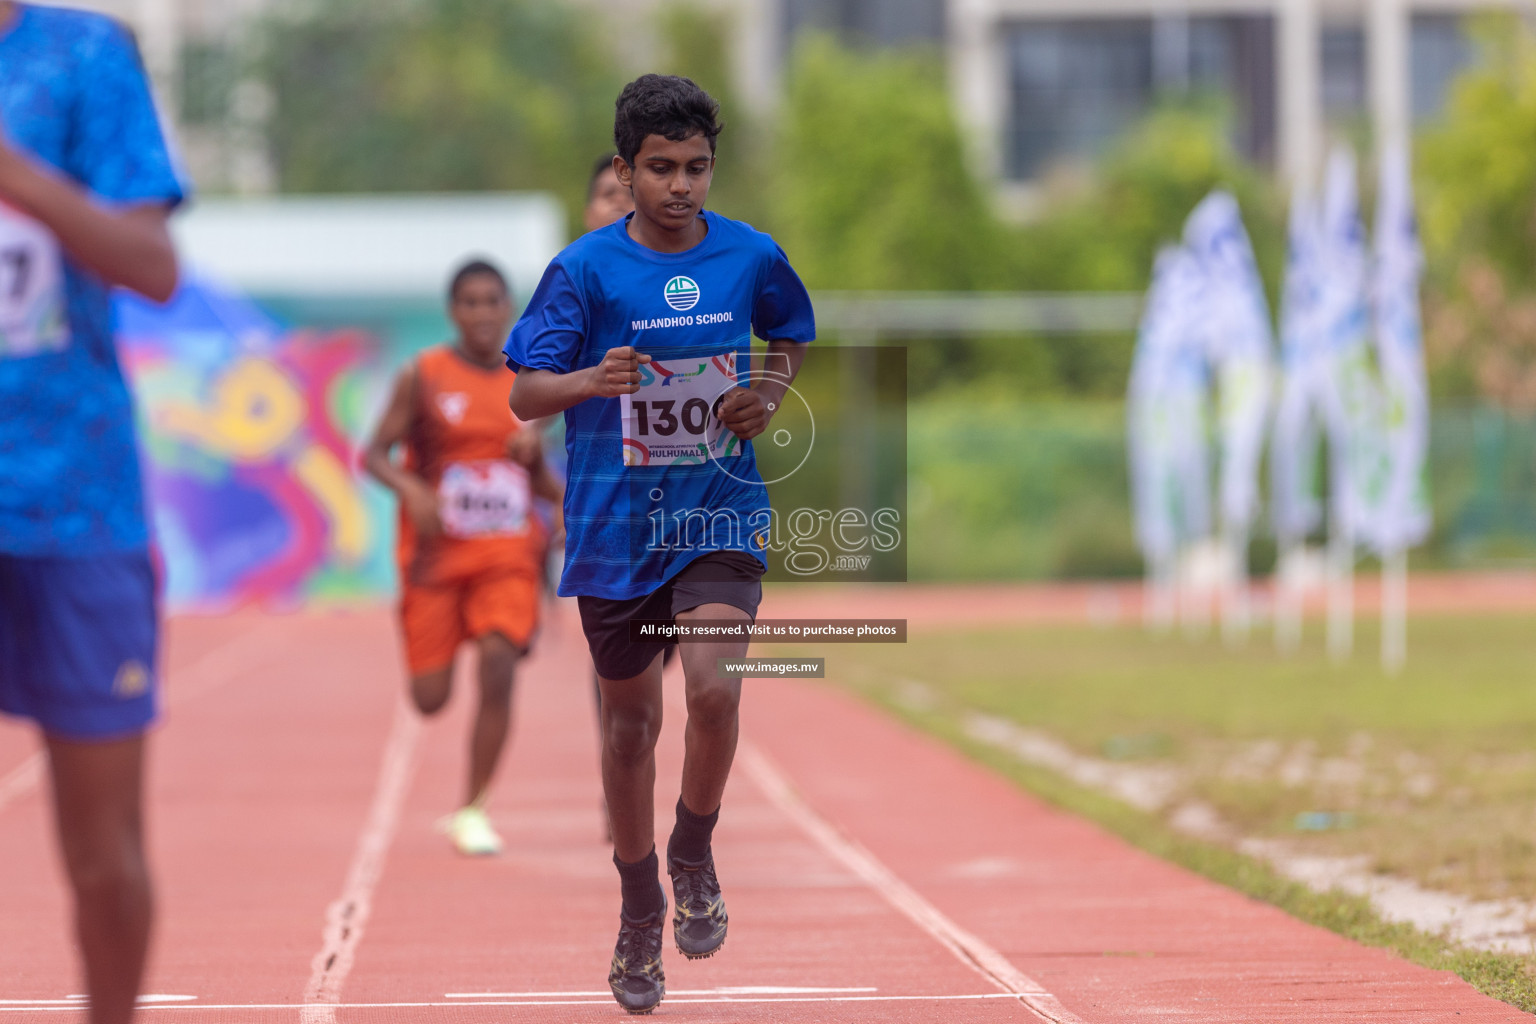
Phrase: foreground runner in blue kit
[
  {"left": 506, "top": 74, "right": 815, "bottom": 1014},
  {"left": 0, "top": 5, "right": 186, "bottom": 1022}
]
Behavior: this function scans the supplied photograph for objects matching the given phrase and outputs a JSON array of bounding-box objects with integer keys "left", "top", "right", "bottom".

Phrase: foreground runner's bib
[
  {"left": 438, "top": 460, "right": 531, "bottom": 538},
  {"left": 0, "top": 201, "right": 67, "bottom": 357},
  {"left": 620, "top": 353, "right": 743, "bottom": 466}
]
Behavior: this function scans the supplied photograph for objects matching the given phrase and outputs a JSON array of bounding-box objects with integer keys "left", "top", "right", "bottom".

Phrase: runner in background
[
  {"left": 362, "top": 259, "right": 561, "bottom": 856},
  {"left": 0, "top": 5, "right": 187, "bottom": 1022},
  {"left": 586, "top": 151, "right": 633, "bottom": 232}
]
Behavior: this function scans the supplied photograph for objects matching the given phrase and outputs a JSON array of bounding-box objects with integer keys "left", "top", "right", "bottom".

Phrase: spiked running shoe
[
  {"left": 608, "top": 899, "right": 666, "bottom": 1014},
  {"left": 669, "top": 852, "right": 728, "bottom": 959}
]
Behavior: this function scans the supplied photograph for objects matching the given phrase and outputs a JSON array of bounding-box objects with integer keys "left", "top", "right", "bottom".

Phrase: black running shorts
[{"left": 578, "top": 551, "right": 765, "bottom": 680}]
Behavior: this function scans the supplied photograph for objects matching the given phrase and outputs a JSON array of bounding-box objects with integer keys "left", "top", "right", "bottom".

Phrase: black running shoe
[
  {"left": 669, "top": 852, "right": 728, "bottom": 959},
  {"left": 608, "top": 899, "right": 666, "bottom": 1015}
]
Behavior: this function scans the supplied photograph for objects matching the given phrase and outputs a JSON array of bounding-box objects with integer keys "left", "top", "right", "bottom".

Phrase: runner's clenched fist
[
  {"left": 588, "top": 346, "right": 652, "bottom": 398},
  {"left": 716, "top": 386, "right": 771, "bottom": 440}
]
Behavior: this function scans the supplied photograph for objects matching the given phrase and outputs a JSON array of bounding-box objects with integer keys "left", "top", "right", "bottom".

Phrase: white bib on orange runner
[
  {"left": 0, "top": 201, "right": 68, "bottom": 357},
  {"left": 620, "top": 353, "right": 743, "bottom": 466},
  {"left": 438, "top": 460, "right": 531, "bottom": 539}
]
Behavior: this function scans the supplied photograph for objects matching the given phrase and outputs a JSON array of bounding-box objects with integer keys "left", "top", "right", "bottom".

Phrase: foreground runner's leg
[
  {"left": 592, "top": 646, "right": 677, "bottom": 843},
  {"left": 599, "top": 652, "right": 666, "bottom": 867},
  {"left": 667, "top": 602, "right": 746, "bottom": 961},
  {"left": 674, "top": 602, "right": 747, "bottom": 818},
  {"left": 45, "top": 733, "right": 152, "bottom": 1024},
  {"left": 598, "top": 652, "right": 667, "bottom": 1013}
]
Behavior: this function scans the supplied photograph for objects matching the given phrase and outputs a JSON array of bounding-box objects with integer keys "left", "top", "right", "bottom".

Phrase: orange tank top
[{"left": 397, "top": 345, "right": 545, "bottom": 586}]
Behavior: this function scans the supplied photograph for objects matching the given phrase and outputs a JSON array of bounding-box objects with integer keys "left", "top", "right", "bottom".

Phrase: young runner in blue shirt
[
  {"left": 0, "top": 5, "right": 186, "bottom": 1023},
  {"left": 507, "top": 75, "right": 815, "bottom": 1014}
]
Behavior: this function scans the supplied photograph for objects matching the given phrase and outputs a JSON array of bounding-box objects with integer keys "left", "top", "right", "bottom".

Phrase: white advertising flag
[
  {"left": 1272, "top": 148, "right": 1374, "bottom": 545},
  {"left": 1182, "top": 190, "right": 1275, "bottom": 538},
  {"left": 1364, "top": 141, "right": 1432, "bottom": 554},
  {"left": 1129, "top": 246, "right": 1211, "bottom": 567},
  {"left": 1270, "top": 190, "right": 1327, "bottom": 544}
]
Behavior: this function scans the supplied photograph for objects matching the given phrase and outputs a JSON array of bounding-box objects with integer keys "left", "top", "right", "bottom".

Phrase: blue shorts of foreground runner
[{"left": 0, "top": 551, "right": 159, "bottom": 740}]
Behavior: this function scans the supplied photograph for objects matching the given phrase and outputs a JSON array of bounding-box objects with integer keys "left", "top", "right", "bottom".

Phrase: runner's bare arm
[
  {"left": 505, "top": 421, "right": 562, "bottom": 502},
  {"left": 0, "top": 138, "right": 177, "bottom": 302},
  {"left": 505, "top": 412, "right": 563, "bottom": 468},
  {"left": 718, "top": 338, "right": 810, "bottom": 440},
  {"left": 361, "top": 365, "right": 442, "bottom": 537},
  {"left": 509, "top": 347, "right": 653, "bottom": 420},
  {"left": 530, "top": 459, "right": 564, "bottom": 504}
]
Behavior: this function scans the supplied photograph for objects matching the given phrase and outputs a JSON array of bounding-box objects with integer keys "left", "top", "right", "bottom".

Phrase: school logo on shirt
[
  {"left": 437, "top": 392, "right": 470, "bottom": 424},
  {"left": 664, "top": 276, "right": 700, "bottom": 312}
]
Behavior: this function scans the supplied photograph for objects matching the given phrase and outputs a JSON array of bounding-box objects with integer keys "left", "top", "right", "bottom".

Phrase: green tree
[
  {"left": 1417, "top": 16, "right": 1536, "bottom": 409},
  {"left": 771, "top": 35, "right": 1008, "bottom": 292},
  {"left": 1019, "top": 106, "right": 1283, "bottom": 299},
  {"left": 257, "top": 0, "right": 623, "bottom": 224},
  {"left": 651, "top": 3, "right": 770, "bottom": 227},
  {"left": 1418, "top": 17, "right": 1536, "bottom": 286}
]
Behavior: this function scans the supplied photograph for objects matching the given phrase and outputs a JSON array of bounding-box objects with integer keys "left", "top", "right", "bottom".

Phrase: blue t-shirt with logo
[
  {"left": 505, "top": 211, "right": 816, "bottom": 600},
  {"left": 0, "top": 4, "right": 187, "bottom": 556}
]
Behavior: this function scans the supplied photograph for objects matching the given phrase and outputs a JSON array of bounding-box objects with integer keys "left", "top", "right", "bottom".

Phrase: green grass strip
[{"left": 859, "top": 686, "right": 1536, "bottom": 1014}]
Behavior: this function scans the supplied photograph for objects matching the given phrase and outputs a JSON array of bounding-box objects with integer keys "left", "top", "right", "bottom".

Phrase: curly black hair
[{"left": 613, "top": 74, "right": 722, "bottom": 167}]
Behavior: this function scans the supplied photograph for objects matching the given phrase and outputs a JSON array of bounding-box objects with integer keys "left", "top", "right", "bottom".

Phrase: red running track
[{"left": 0, "top": 599, "right": 1527, "bottom": 1022}]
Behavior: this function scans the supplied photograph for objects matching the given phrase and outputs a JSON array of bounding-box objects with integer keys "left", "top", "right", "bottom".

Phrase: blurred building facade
[
  {"left": 63, "top": 0, "right": 1504, "bottom": 195},
  {"left": 946, "top": 0, "right": 1498, "bottom": 198}
]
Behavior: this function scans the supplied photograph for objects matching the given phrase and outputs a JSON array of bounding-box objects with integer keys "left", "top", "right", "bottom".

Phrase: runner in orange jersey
[{"left": 363, "top": 258, "right": 561, "bottom": 855}]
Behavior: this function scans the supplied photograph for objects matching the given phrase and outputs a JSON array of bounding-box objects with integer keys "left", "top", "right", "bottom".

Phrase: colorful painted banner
[{"left": 118, "top": 277, "right": 396, "bottom": 611}]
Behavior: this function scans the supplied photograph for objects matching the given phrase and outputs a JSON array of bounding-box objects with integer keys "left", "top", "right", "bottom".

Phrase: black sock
[
  {"left": 614, "top": 848, "right": 664, "bottom": 920},
  {"left": 667, "top": 796, "right": 719, "bottom": 866}
]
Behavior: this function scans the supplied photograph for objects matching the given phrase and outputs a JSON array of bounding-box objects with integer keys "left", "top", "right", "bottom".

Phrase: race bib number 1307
[
  {"left": 0, "top": 202, "right": 68, "bottom": 358},
  {"left": 621, "top": 353, "right": 743, "bottom": 466}
]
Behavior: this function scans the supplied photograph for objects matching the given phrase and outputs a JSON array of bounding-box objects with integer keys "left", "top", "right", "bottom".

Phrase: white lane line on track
[
  {"left": 0, "top": 753, "right": 44, "bottom": 816},
  {"left": 0, "top": 993, "right": 1030, "bottom": 1011},
  {"left": 300, "top": 697, "right": 421, "bottom": 1024},
  {"left": 740, "top": 742, "right": 1089, "bottom": 1024},
  {"left": 0, "top": 996, "right": 189, "bottom": 1006},
  {"left": 444, "top": 986, "right": 879, "bottom": 997},
  {"left": 0, "top": 619, "right": 292, "bottom": 819}
]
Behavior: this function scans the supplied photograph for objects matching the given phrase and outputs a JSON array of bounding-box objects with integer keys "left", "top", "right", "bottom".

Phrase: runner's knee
[
  {"left": 476, "top": 634, "right": 517, "bottom": 707},
  {"left": 603, "top": 702, "right": 661, "bottom": 761},
  {"left": 685, "top": 681, "right": 739, "bottom": 733},
  {"left": 478, "top": 633, "right": 518, "bottom": 674},
  {"left": 410, "top": 671, "right": 452, "bottom": 715},
  {"left": 62, "top": 838, "right": 148, "bottom": 902}
]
